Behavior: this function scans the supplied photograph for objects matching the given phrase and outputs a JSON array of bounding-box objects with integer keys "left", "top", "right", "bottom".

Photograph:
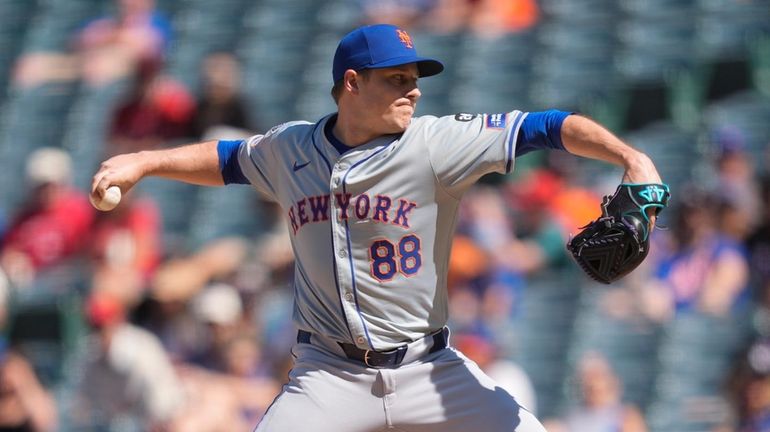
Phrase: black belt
[{"left": 297, "top": 327, "right": 449, "bottom": 368}]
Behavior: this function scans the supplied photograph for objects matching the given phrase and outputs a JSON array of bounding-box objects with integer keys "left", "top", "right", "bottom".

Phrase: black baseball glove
[{"left": 567, "top": 183, "right": 670, "bottom": 284}]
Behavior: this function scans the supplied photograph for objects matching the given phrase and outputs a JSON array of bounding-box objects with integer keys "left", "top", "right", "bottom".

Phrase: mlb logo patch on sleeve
[{"left": 485, "top": 113, "right": 507, "bottom": 129}]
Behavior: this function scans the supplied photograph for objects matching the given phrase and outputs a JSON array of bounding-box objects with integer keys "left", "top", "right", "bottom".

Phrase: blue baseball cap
[{"left": 332, "top": 24, "right": 444, "bottom": 83}]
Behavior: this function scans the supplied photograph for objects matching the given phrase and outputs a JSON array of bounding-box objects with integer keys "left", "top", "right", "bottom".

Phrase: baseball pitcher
[{"left": 92, "top": 24, "right": 667, "bottom": 431}]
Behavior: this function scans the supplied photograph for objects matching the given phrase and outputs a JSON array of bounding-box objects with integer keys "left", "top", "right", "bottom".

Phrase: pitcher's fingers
[
  {"left": 93, "top": 174, "right": 116, "bottom": 199},
  {"left": 91, "top": 171, "right": 105, "bottom": 195},
  {"left": 91, "top": 165, "right": 112, "bottom": 195}
]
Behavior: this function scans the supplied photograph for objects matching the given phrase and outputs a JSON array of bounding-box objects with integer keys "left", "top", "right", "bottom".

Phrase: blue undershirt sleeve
[
  {"left": 515, "top": 110, "right": 572, "bottom": 157},
  {"left": 217, "top": 140, "right": 249, "bottom": 185}
]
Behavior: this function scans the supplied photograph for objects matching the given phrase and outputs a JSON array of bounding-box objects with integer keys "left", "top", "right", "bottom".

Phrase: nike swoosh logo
[{"left": 293, "top": 160, "right": 311, "bottom": 171}]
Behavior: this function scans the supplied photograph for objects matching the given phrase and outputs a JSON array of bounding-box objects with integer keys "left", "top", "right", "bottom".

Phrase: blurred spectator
[
  {"left": 359, "top": 0, "right": 440, "bottom": 29},
  {"left": 465, "top": 0, "right": 539, "bottom": 37},
  {"left": 72, "top": 291, "right": 184, "bottom": 430},
  {"left": 109, "top": 60, "right": 196, "bottom": 155},
  {"left": 134, "top": 295, "right": 208, "bottom": 364},
  {"left": 217, "top": 334, "right": 281, "bottom": 426},
  {"left": 448, "top": 282, "right": 486, "bottom": 337},
  {"left": 250, "top": 202, "right": 294, "bottom": 283},
  {"left": 459, "top": 185, "right": 514, "bottom": 257},
  {"left": 641, "top": 186, "right": 750, "bottom": 321},
  {"left": 151, "top": 237, "right": 249, "bottom": 305},
  {"left": 237, "top": 201, "right": 297, "bottom": 369},
  {"left": 449, "top": 189, "right": 523, "bottom": 342},
  {"left": 546, "top": 352, "right": 647, "bottom": 432},
  {"left": 0, "top": 279, "right": 58, "bottom": 432},
  {"left": 748, "top": 176, "right": 770, "bottom": 313},
  {"left": 499, "top": 167, "right": 595, "bottom": 275},
  {"left": 169, "top": 365, "right": 252, "bottom": 432},
  {"left": 410, "top": 0, "right": 470, "bottom": 32},
  {"left": 510, "top": 162, "right": 601, "bottom": 234},
  {"left": 391, "top": 0, "right": 539, "bottom": 36},
  {"left": 447, "top": 177, "right": 588, "bottom": 347},
  {"left": 447, "top": 234, "right": 490, "bottom": 290},
  {"left": 165, "top": 290, "right": 279, "bottom": 430},
  {"left": 190, "top": 52, "right": 256, "bottom": 140},
  {"left": 747, "top": 176, "right": 770, "bottom": 337},
  {"left": 88, "top": 190, "right": 162, "bottom": 306},
  {"left": 0, "top": 148, "right": 94, "bottom": 289},
  {"left": 453, "top": 332, "right": 537, "bottom": 415},
  {"left": 75, "top": 0, "right": 172, "bottom": 86},
  {"left": 189, "top": 283, "right": 250, "bottom": 371},
  {"left": 712, "top": 126, "right": 762, "bottom": 238},
  {"left": 11, "top": 53, "right": 80, "bottom": 89},
  {"left": 143, "top": 238, "right": 252, "bottom": 368},
  {"left": 447, "top": 231, "right": 524, "bottom": 348},
  {"left": 728, "top": 339, "right": 770, "bottom": 431},
  {"left": 719, "top": 191, "right": 756, "bottom": 244},
  {"left": 12, "top": 0, "right": 172, "bottom": 88}
]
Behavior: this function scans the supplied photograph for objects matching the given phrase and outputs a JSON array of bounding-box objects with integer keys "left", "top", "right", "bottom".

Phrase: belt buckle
[{"left": 363, "top": 349, "right": 375, "bottom": 368}]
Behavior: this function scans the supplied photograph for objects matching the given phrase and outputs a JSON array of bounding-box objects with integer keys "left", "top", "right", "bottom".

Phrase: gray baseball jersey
[{"left": 237, "top": 110, "right": 527, "bottom": 350}]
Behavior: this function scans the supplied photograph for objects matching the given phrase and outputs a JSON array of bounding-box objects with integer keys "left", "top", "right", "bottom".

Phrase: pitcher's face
[{"left": 357, "top": 64, "right": 421, "bottom": 134}]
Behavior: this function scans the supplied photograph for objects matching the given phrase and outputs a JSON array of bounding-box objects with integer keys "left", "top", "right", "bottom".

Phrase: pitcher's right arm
[{"left": 91, "top": 140, "right": 225, "bottom": 201}]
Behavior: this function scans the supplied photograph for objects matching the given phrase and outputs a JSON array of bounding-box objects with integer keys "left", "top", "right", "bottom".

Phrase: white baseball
[{"left": 90, "top": 186, "right": 122, "bottom": 211}]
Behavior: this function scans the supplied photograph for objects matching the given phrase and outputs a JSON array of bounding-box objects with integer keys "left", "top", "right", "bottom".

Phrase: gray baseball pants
[{"left": 254, "top": 331, "right": 546, "bottom": 432}]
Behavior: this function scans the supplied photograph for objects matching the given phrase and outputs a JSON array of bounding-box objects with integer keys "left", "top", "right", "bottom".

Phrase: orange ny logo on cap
[{"left": 396, "top": 29, "right": 413, "bottom": 48}]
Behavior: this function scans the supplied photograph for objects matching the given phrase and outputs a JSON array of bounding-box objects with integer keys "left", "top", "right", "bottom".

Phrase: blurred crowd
[{"left": 0, "top": 0, "right": 769, "bottom": 431}]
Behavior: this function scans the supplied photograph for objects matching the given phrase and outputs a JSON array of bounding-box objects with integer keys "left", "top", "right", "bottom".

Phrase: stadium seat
[
  {"left": 6, "top": 265, "right": 87, "bottom": 388},
  {"left": 315, "top": 0, "right": 361, "bottom": 34},
  {"left": 295, "top": 30, "right": 349, "bottom": 121},
  {"left": 186, "top": 184, "right": 266, "bottom": 249},
  {"left": 539, "top": 0, "right": 618, "bottom": 23},
  {"left": 646, "top": 310, "right": 752, "bottom": 431},
  {"left": 408, "top": 31, "right": 463, "bottom": 117},
  {"left": 22, "top": 0, "right": 107, "bottom": 53},
  {"left": 531, "top": 2, "right": 621, "bottom": 112},
  {"left": 752, "top": 34, "right": 770, "bottom": 97},
  {"left": 154, "top": 0, "right": 185, "bottom": 16},
  {"left": 451, "top": 31, "right": 535, "bottom": 113},
  {"left": 62, "top": 80, "right": 131, "bottom": 191},
  {"left": 622, "top": 121, "right": 700, "bottom": 193},
  {"left": 694, "top": 0, "right": 770, "bottom": 62},
  {"left": 134, "top": 177, "right": 201, "bottom": 254},
  {"left": 238, "top": 0, "right": 323, "bottom": 126},
  {"left": 511, "top": 270, "right": 583, "bottom": 418},
  {"left": 702, "top": 90, "right": 770, "bottom": 165},
  {"left": 163, "top": 0, "right": 255, "bottom": 92},
  {"left": 565, "top": 283, "right": 663, "bottom": 410},
  {"left": 0, "top": 81, "right": 80, "bottom": 209},
  {"left": 0, "top": 0, "right": 36, "bottom": 97},
  {"left": 615, "top": 0, "right": 697, "bottom": 87}
]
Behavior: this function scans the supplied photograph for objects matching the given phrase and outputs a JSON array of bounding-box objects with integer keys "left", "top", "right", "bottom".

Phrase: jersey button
[
  {"left": 344, "top": 293, "right": 353, "bottom": 301},
  {"left": 338, "top": 249, "right": 347, "bottom": 258},
  {"left": 356, "top": 336, "right": 365, "bottom": 344}
]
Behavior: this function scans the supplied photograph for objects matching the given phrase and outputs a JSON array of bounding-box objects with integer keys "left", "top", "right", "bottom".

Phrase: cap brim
[
  {"left": 368, "top": 56, "right": 444, "bottom": 77},
  {"left": 416, "top": 59, "right": 444, "bottom": 78}
]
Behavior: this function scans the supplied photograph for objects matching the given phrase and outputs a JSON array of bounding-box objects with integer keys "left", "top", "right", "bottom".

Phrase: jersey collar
[
  {"left": 322, "top": 114, "right": 405, "bottom": 155},
  {"left": 324, "top": 114, "right": 354, "bottom": 154}
]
